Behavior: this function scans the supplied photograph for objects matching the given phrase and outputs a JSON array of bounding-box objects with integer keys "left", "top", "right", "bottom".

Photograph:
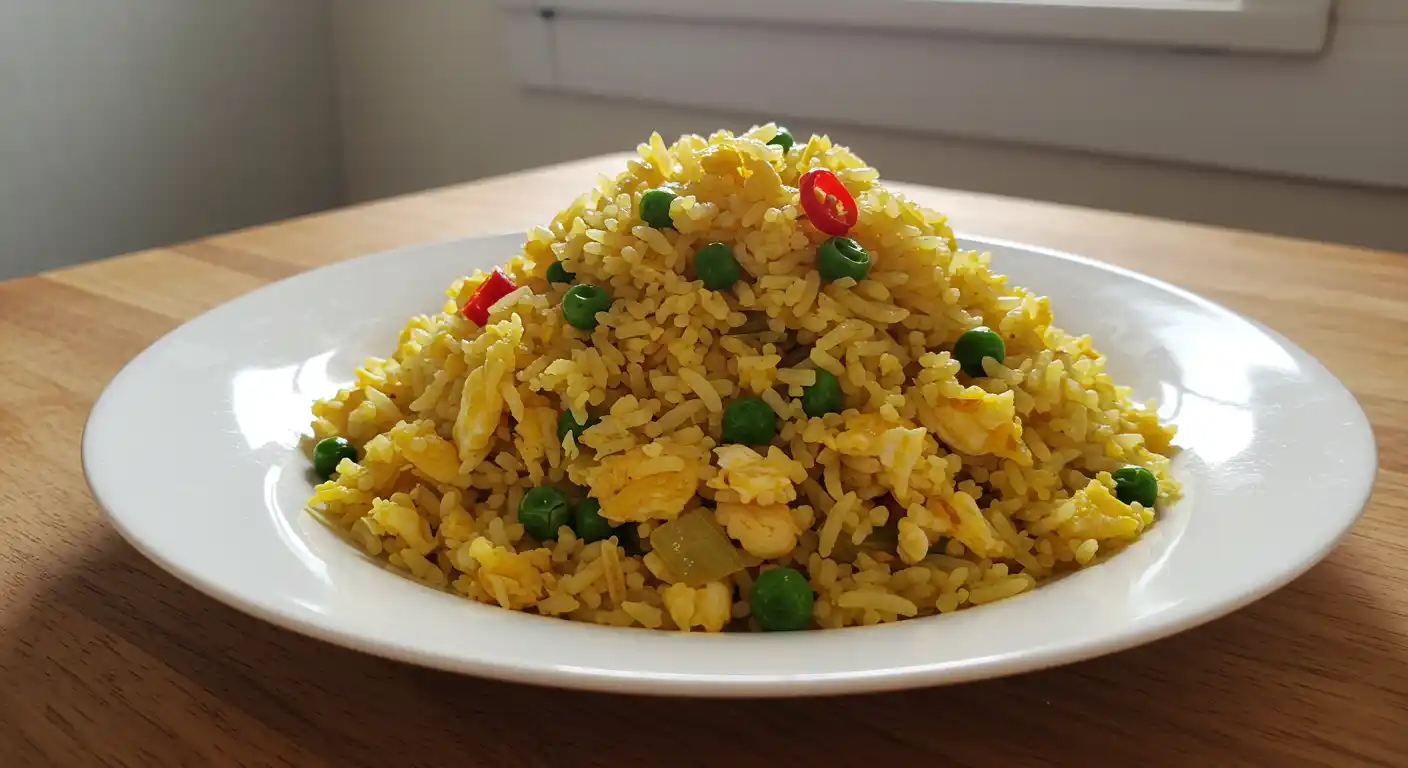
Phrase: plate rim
[{"left": 81, "top": 232, "right": 1379, "bottom": 697}]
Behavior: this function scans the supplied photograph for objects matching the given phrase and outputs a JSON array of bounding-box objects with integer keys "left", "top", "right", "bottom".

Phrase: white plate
[{"left": 82, "top": 233, "right": 1376, "bottom": 697}]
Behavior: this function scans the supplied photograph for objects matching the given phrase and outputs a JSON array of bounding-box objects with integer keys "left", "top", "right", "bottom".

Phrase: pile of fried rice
[{"left": 308, "top": 126, "right": 1179, "bottom": 632}]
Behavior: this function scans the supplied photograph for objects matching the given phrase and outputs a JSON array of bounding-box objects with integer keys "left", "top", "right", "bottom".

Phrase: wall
[
  {"left": 332, "top": 0, "right": 1407, "bottom": 253},
  {"left": 0, "top": 1, "right": 339, "bottom": 280}
]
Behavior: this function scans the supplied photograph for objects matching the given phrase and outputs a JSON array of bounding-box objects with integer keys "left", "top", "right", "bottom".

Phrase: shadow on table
[{"left": 2, "top": 532, "right": 1404, "bottom": 767}]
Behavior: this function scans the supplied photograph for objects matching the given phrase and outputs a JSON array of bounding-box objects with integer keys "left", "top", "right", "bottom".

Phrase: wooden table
[{"left": 2, "top": 155, "right": 1405, "bottom": 767}]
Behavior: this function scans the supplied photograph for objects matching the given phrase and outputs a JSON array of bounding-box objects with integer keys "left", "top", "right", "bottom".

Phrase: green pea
[
  {"left": 561, "top": 283, "right": 612, "bottom": 330},
  {"left": 750, "top": 567, "right": 814, "bottom": 631},
  {"left": 312, "top": 437, "right": 357, "bottom": 480},
  {"left": 546, "top": 261, "right": 575, "bottom": 284},
  {"left": 694, "top": 241, "right": 741, "bottom": 291},
  {"left": 1112, "top": 466, "right": 1159, "bottom": 508},
  {"left": 518, "top": 486, "right": 571, "bottom": 541},
  {"left": 639, "top": 188, "right": 678, "bottom": 230},
  {"left": 952, "top": 326, "right": 1006, "bottom": 378},
  {"left": 722, "top": 396, "right": 777, "bottom": 445},
  {"left": 557, "top": 409, "right": 600, "bottom": 445},
  {"left": 572, "top": 497, "right": 618, "bottom": 543},
  {"left": 816, "top": 236, "right": 871, "bottom": 282},
  {"left": 766, "top": 126, "right": 795, "bottom": 153},
  {"left": 802, "top": 369, "right": 843, "bottom": 418}
]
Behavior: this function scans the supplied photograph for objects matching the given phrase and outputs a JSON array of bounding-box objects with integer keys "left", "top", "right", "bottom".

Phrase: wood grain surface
[{"left": 2, "top": 155, "right": 1405, "bottom": 767}]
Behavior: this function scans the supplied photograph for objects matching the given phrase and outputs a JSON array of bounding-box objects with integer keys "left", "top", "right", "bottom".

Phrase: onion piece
[{"left": 648, "top": 509, "right": 746, "bottom": 587}]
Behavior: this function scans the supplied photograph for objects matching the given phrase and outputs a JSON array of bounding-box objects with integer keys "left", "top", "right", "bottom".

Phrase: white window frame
[
  {"left": 496, "top": 1, "right": 1408, "bottom": 189},
  {"left": 500, "top": 0, "right": 1332, "bottom": 54}
]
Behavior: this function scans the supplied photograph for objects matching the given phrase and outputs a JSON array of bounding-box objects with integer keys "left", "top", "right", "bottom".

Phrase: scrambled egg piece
[
  {"left": 660, "top": 581, "right": 732, "bottom": 632},
  {"left": 921, "top": 387, "right": 1032, "bottom": 465},
  {"left": 1057, "top": 480, "right": 1146, "bottom": 541},
  {"left": 932, "top": 491, "right": 1004, "bottom": 559},
  {"left": 834, "top": 414, "right": 929, "bottom": 504},
  {"left": 876, "top": 426, "right": 927, "bottom": 504},
  {"left": 834, "top": 413, "right": 905, "bottom": 456},
  {"left": 466, "top": 538, "right": 545, "bottom": 610},
  {"left": 707, "top": 445, "right": 806, "bottom": 505},
  {"left": 353, "top": 494, "right": 438, "bottom": 559},
  {"left": 1126, "top": 402, "right": 1177, "bottom": 454},
  {"left": 587, "top": 442, "right": 701, "bottom": 523},
  {"left": 453, "top": 314, "right": 523, "bottom": 471},
  {"left": 715, "top": 502, "right": 800, "bottom": 559},
  {"left": 389, "top": 420, "right": 464, "bottom": 486},
  {"left": 513, "top": 399, "right": 559, "bottom": 482}
]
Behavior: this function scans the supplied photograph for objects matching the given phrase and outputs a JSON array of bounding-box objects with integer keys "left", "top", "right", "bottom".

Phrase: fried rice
[{"left": 307, "top": 126, "right": 1179, "bottom": 632}]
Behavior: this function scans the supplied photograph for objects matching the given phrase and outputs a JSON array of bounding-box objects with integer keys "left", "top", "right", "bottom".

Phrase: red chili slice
[
  {"left": 461, "top": 269, "right": 518, "bottom": 325},
  {"left": 797, "top": 168, "right": 858, "bottom": 236}
]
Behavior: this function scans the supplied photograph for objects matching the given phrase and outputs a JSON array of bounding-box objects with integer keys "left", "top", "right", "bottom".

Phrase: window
[
  {"left": 501, "top": 0, "right": 1332, "bottom": 53},
  {"left": 496, "top": 0, "right": 1407, "bottom": 188}
]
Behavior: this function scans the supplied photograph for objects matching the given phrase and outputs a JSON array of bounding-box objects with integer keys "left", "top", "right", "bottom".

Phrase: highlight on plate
[{"left": 306, "top": 125, "right": 1179, "bottom": 632}]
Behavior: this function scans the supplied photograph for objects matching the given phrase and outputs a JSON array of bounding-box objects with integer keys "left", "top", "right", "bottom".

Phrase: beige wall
[
  {"left": 333, "top": 0, "right": 1407, "bottom": 253},
  {"left": 0, "top": 1, "right": 339, "bottom": 279}
]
